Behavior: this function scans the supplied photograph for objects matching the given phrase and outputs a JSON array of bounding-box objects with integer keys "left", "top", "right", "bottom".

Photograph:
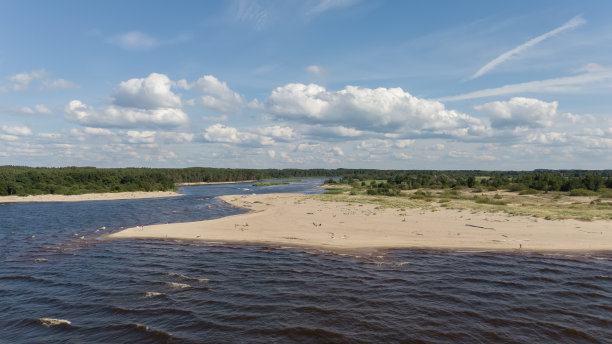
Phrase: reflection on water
[{"left": 1, "top": 179, "right": 611, "bottom": 343}]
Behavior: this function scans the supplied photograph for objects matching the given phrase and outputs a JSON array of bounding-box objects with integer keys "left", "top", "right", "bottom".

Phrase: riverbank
[
  {"left": 107, "top": 193, "right": 612, "bottom": 251},
  {"left": 0, "top": 191, "right": 181, "bottom": 203},
  {"left": 175, "top": 180, "right": 255, "bottom": 186}
]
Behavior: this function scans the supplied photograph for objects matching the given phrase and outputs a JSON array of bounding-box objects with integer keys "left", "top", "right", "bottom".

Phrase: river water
[{"left": 1, "top": 179, "right": 610, "bottom": 343}]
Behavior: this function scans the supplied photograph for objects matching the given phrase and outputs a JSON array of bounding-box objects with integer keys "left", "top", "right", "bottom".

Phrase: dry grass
[{"left": 314, "top": 188, "right": 612, "bottom": 221}]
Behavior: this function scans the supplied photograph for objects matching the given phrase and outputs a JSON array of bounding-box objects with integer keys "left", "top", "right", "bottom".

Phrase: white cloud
[
  {"left": 2, "top": 104, "right": 52, "bottom": 116},
  {"left": 0, "top": 134, "right": 19, "bottom": 141},
  {"left": 395, "top": 139, "right": 414, "bottom": 148},
  {"left": 442, "top": 63, "right": 612, "bottom": 101},
  {"left": 2, "top": 70, "right": 77, "bottom": 92},
  {"left": 203, "top": 124, "right": 274, "bottom": 146},
  {"left": 256, "top": 126, "right": 295, "bottom": 141},
  {"left": 475, "top": 97, "right": 558, "bottom": 129},
  {"left": 331, "top": 146, "right": 344, "bottom": 156},
  {"left": 266, "top": 83, "right": 484, "bottom": 137},
  {"left": 2, "top": 125, "right": 32, "bottom": 136},
  {"left": 395, "top": 152, "right": 412, "bottom": 160},
  {"left": 267, "top": 149, "right": 276, "bottom": 158},
  {"left": 114, "top": 73, "right": 181, "bottom": 109},
  {"left": 471, "top": 15, "right": 585, "bottom": 80},
  {"left": 64, "top": 100, "right": 189, "bottom": 128},
  {"left": 157, "top": 132, "right": 194, "bottom": 144},
  {"left": 84, "top": 127, "right": 113, "bottom": 136},
  {"left": 181, "top": 75, "right": 248, "bottom": 113},
  {"left": 125, "top": 130, "right": 156, "bottom": 144},
  {"left": 305, "top": 125, "right": 364, "bottom": 139}
]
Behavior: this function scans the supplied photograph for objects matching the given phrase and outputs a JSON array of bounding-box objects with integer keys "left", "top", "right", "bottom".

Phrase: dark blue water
[{"left": 1, "top": 179, "right": 611, "bottom": 343}]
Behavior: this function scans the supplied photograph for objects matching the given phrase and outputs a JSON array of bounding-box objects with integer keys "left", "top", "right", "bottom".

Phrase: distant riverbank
[{"left": 0, "top": 190, "right": 181, "bottom": 203}]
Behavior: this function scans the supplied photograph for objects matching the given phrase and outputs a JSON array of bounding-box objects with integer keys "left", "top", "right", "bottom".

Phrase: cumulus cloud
[
  {"left": 475, "top": 97, "right": 559, "bottom": 129},
  {"left": 64, "top": 100, "right": 188, "bottom": 128},
  {"left": 256, "top": 125, "right": 295, "bottom": 141},
  {"left": 65, "top": 73, "right": 188, "bottom": 129},
  {"left": 304, "top": 125, "right": 364, "bottom": 140},
  {"left": 203, "top": 123, "right": 274, "bottom": 146},
  {"left": 267, "top": 149, "right": 276, "bottom": 158},
  {"left": 114, "top": 73, "right": 181, "bottom": 109},
  {"left": 266, "top": 83, "right": 484, "bottom": 138},
  {"left": 124, "top": 130, "right": 156, "bottom": 144},
  {"left": 181, "top": 75, "right": 253, "bottom": 114},
  {"left": 2, "top": 125, "right": 32, "bottom": 136},
  {"left": 331, "top": 146, "right": 344, "bottom": 156}
]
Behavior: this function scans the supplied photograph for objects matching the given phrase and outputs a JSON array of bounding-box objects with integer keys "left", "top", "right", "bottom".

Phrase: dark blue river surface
[{"left": 1, "top": 178, "right": 611, "bottom": 343}]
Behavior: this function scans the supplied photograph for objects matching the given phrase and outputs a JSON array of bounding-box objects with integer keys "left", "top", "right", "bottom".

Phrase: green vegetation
[
  {"left": 0, "top": 166, "right": 338, "bottom": 196},
  {"left": 252, "top": 181, "right": 291, "bottom": 187},
  {"left": 317, "top": 170, "right": 612, "bottom": 221},
  {"left": 324, "top": 169, "right": 612, "bottom": 196}
]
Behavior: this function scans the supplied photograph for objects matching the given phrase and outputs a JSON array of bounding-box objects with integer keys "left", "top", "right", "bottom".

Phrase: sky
[{"left": 1, "top": 0, "right": 611, "bottom": 170}]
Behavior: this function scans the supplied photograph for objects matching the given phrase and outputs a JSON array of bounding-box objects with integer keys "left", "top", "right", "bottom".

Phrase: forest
[{"left": 1, "top": 166, "right": 611, "bottom": 197}]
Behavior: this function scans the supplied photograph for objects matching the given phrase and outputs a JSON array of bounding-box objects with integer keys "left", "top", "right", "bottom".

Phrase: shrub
[{"left": 569, "top": 188, "right": 598, "bottom": 197}]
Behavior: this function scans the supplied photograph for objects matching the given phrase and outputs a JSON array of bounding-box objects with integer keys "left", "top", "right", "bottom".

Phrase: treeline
[
  {"left": 333, "top": 170, "right": 612, "bottom": 195},
  {"left": 0, "top": 166, "right": 338, "bottom": 196},
  {"left": 2, "top": 166, "right": 612, "bottom": 197}
]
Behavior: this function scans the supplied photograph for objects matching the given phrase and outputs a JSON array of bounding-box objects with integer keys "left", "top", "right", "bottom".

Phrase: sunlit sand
[{"left": 108, "top": 193, "right": 612, "bottom": 252}]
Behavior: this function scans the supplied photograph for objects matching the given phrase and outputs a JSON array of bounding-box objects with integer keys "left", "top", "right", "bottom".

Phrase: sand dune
[{"left": 107, "top": 193, "right": 612, "bottom": 252}]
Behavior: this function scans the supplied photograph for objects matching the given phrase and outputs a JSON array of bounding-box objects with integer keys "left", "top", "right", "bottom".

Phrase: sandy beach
[
  {"left": 0, "top": 191, "right": 181, "bottom": 203},
  {"left": 108, "top": 193, "right": 612, "bottom": 251}
]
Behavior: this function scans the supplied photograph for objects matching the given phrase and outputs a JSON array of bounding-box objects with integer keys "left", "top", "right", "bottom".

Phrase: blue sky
[{"left": 1, "top": 0, "right": 611, "bottom": 169}]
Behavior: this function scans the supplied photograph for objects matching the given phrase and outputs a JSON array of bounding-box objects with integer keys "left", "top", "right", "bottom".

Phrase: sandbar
[
  {"left": 0, "top": 191, "right": 181, "bottom": 203},
  {"left": 107, "top": 193, "right": 612, "bottom": 252}
]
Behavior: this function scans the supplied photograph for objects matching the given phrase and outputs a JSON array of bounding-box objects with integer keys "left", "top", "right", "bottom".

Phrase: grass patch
[
  {"left": 311, "top": 187, "right": 612, "bottom": 221},
  {"left": 569, "top": 188, "right": 598, "bottom": 196},
  {"left": 324, "top": 187, "right": 351, "bottom": 195},
  {"left": 252, "top": 181, "right": 290, "bottom": 187}
]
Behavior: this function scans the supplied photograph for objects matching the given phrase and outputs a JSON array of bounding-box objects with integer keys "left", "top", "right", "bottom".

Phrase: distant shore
[
  {"left": 175, "top": 180, "right": 255, "bottom": 186},
  {"left": 107, "top": 193, "right": 612, "bottom": 252},
  {"left": 0, "top": 191, "right": 181, "bottom": 203},
  {"left": 0, "top": 180, "right": 259, "bottom": 203}
]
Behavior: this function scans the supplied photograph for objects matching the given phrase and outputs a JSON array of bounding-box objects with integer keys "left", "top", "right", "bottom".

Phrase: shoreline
[
  {"left": 175, "top": 180, "right": 255, "bottom": 186},
  {"left": 0, "top": 191, "right": 181, "bottom": 203},
  {"left": 107, "top": 193, "right": 612, "bottom": 252},
  {"left": 0, "top": 180, "right": 257, "bottom": 203}
]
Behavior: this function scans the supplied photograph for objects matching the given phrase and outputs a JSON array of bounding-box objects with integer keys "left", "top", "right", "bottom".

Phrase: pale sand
[
  {"left": 108, "top": 193, "right": 612, "bottom": 252},
  {"left": 0, "top": 191, "right": 180, "bottom": 203}
]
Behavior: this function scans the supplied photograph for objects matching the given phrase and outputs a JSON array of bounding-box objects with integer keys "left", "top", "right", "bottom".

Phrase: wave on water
[
  {"left": 163, "top": 281, "right": 191, "bottom": 289},
  {"left": 166, "top": 272, "right": 210, "bottom": 283},
  {"left": 38, "top": 318, "right": 71, "bottom": 327},
  {"left": 144, "top": 292, "right": 165, "bottom": 298}
]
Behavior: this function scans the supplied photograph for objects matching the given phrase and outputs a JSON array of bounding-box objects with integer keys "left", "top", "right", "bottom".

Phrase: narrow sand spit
[
  {"left": 107, "top": 193, "right": 612, "bottom": 252},
  {"left": 0, "top": 191, "right": 180, "bottom": 203}
]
